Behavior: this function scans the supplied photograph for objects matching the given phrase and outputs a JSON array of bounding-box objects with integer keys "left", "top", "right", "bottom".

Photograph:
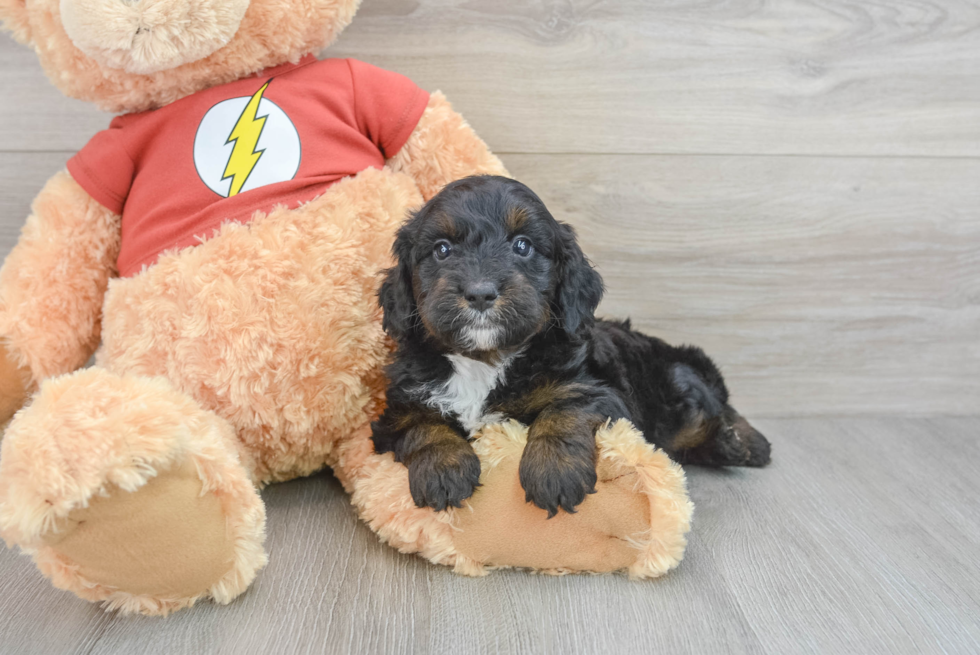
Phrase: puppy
[{"left": 372, "top": 176, "right": 771, "bottom": 517}]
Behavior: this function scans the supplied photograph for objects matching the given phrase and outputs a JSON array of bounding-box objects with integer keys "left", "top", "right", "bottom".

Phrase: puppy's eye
[
  {"left": 512, "top": 237, "right": 533, "bottom": 257},
  {"left": 433, "top": 240, "right": 453, "bottom": 261}
]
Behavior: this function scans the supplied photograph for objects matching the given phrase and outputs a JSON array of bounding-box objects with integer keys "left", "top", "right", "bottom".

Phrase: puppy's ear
[
  {"left": 554, "top": 222, "right": 604, "bottom": 337},
  {"left": 378, "top": 219, "right": 419, "bottom": 341}
]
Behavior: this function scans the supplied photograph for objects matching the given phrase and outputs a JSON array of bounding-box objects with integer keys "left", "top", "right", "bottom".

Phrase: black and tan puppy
[{"left": 372, "top": 176, "right": 770, "bottom": 517}]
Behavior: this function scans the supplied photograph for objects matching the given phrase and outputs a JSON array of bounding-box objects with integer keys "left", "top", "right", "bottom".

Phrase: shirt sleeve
[
  {"left": 66, "top": 124, "right": 135, "bottom": 214},
  {"left": 346, "top": 59, "right": 430, "bottom": 160}
]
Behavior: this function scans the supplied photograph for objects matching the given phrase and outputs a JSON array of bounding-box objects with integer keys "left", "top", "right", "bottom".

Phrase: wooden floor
[
  {"left": 1, "top": 0, "right": 979, "bottom": 653},
  {"left": 2, "top": 418, "right": 978, "bottom": 654}
]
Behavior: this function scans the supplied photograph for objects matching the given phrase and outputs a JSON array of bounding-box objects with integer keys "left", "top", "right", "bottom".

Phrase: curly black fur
[{"left": 372, "top": 175, "right": 770, "bottom": 516}]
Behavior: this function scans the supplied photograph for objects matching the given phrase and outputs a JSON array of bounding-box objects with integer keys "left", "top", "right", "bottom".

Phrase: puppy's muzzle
[{"left": 463, "top": 281, "right": 498, "bottom": 312}]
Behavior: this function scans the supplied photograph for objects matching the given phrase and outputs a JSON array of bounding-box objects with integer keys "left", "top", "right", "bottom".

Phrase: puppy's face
[{"left": 380, "top": 176, "right": 604, "bottom": 353}]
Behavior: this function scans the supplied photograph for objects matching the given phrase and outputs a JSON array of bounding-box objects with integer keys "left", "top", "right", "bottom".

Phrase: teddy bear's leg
[
  {"left": 349, "top": 419, "right": 693, "bottom": 578},
  {"left": 0, "top": 367, "right": 266, "bottom": 616}
]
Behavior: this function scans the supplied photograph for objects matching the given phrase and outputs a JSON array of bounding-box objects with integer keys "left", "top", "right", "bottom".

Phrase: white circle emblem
[{"left": 193, "top": 82, "right": 301, "bottom": 198}]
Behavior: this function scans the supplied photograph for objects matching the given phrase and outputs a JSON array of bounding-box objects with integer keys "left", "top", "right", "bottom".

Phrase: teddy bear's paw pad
[
  {"left": 453, "top": 451, "right": 650, "bottom": 573},
  {"left": 41, "top": 460, "right": 236, "bottom": 601},
  {"left": 0, "top": 367, "right": 267, "bottom": 614},
  {"left": 449, "top": 419, "right": 685, "bottom": 575}
]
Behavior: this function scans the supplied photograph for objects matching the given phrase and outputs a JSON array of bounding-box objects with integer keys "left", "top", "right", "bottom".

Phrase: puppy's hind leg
[
  {"left": 671, "top": 408, "right": 771, "bottom": 467},
  {"left": 667, "top": 363, "right": 771, "bottom": 467}
]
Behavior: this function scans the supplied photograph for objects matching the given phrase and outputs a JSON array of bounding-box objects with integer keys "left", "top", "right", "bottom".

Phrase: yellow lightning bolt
[{"left": 222, "top": 80, "right": 271, "bottom": 197}]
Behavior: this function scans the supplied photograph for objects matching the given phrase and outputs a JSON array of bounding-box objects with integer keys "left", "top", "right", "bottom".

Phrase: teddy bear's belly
[{"left": 95, "top": 167, "right": 423, "bottom": 483}]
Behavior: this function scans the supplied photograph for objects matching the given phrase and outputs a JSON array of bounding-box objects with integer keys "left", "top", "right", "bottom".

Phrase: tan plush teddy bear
[{"left": 0, "top": 0, "right": 692, "bottom": 615}]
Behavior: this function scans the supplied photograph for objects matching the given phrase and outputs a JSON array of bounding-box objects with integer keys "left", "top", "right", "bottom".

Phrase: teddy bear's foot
[
  {"left": 351, "top": 419, "right": 693, "bottom": 578},
  {"left": 0, "top": 368, "right": 266, "bottom": 615},
  {"left": 453, "top": 420, "right": 694, "bottom": 577}
]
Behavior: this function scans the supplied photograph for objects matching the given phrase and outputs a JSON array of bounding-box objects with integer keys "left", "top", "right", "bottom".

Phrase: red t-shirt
[{"left": 67, "top": 57, "right": 430, "bottom": 277}]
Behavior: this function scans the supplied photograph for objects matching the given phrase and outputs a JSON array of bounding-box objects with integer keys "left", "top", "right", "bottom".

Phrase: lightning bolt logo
[{"left": 222, "top": 80, "right": 272, "bottom": 197}]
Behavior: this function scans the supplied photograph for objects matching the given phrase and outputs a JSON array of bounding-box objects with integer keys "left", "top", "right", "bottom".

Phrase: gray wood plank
[
  {"left": 2, "top": 418, "right": 979, "bottom": 655},
  {"left": 426, "top": 539, "right": 766, "bottom": 655},
  {"left": 691, "top": 417, "right": 980, "bottom": 654},
  {"left": 3, "top": 0, "right": 980, "bottom": 155},
  {"left": 0, "top": 152, "right": 976, "bottom": 416},
  {"left": 79, "top": 473, "right": 431, "bottom": 655},
  {"left": 0, "top": 152, "right": 70, "bottom": 249},
  {"left": 0, "top": 38, "right": 109, "bottom": 152},
  {"left": 507, "top": 154, "right": 980, "bottom": 417},
  {"left": 333, "top": 0, "right": 980, "bottom": 156},
  {"left": 0, "top": 546, "right": 116, "bottom": 655}
]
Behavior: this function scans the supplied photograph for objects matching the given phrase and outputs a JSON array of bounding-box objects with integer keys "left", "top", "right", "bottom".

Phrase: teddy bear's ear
[{"left": 0, "top": 0, "right": 32, "bottom": 45}]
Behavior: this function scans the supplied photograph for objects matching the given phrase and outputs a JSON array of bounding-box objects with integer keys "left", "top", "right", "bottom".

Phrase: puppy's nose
[{"left": 464, "top": 281, "right": 499, "bottom": 312}]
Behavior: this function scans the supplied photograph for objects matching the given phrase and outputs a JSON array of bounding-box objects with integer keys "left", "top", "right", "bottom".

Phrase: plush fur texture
[
  {"left": 0, "top": 0, "right": 363, "bottom": 113},
  {"left": 0, "top": 171, "right": 120, "bottom": 386},
  {"left": 0, "top": 368, "right": 266, "bottom": 615},
  {"left": 373, "top": 176, "right": 771, "bottom": 516},
  {"left": 0, "top": 72, "right": 515, "bottom": 612},
  {"left": 353, "top": 418, "right": 692, "bottom": 577},
  {"left": 98, "top": 167, "right": 421, "bottom": 483},
  {"left": 0, "top": 0, "right": 30, "bottom": 44},
  {"left": 60, "top": 0, "right": 251, "bottom": 75},
  {"left": 347, "top": 426, "right": 473, "bottom": 573},
  {"left": 0, "top": 0, "right": 692, "bottom": 615},
  {"left": 388, "top": 92, "right": 508, "bottom": 202}
]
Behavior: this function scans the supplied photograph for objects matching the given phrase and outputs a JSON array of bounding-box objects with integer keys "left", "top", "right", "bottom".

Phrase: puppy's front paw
[
  {"left": 519, "top": 436, "right": 597, "bottom": 518},
  {"left": 406, "top": 441, "right": 481, "bottom": 511}
]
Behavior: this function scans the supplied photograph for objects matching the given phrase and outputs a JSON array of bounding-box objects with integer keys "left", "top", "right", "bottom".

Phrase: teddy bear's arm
[
  {"left": 387, "top": 92, "right": 509, "bottom": 202},
  {"left": 0, "top": 171, "right": 121, "bottom": 420}
]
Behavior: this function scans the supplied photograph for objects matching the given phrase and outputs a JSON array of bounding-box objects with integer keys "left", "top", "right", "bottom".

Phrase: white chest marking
[{"left": 423, "top": 352, "right": 520, "bottom": 435}]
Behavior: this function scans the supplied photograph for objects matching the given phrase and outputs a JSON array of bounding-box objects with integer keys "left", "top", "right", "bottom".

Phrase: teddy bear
[{"left": 0, "top": 0, "right": 693, "bottom": 615}]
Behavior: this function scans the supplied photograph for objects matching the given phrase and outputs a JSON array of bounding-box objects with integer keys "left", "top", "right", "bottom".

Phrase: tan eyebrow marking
[
  {"left": 434, "top": 211, "right": 458, "bottom": 239},
  {"left": 505, "top": 207, "right": 528, "bottom": 233}
]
